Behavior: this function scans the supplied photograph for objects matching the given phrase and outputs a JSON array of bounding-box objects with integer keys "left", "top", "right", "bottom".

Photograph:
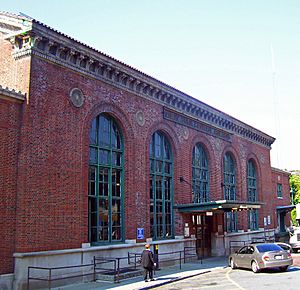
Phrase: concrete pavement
[{"left": 54, "top": 256, "right": 228, "bottom": 290}]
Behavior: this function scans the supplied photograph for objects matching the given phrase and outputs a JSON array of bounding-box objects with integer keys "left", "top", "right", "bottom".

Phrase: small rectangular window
[{"left": 277, "top": 183, "right": 283, "bottom": 198}]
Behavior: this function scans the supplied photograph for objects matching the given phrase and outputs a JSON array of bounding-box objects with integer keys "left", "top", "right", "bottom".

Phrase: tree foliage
[{"left": 290, "top": 173, "right": 300, "bottom": 225}]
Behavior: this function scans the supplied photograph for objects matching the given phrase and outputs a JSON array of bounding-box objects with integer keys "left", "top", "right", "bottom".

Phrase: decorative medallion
[
  {"left": 69, "top": 88, "right": 85, "bottom": 108},
  {"left": 135, "top": 110, "right": 145, "bottom": 126}
]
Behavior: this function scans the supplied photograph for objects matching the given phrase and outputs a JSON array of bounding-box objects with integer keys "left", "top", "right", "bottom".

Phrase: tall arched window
[
  {"left": 88, "top": 114, "right": 124, "bottom": 244},
  {"left": 223, "top": 153, "right": 236, "bottom": 200},
  {"left": 150, "top": 131, "right": 173, "bottom": 240},
  {"left": 247, "top": 159, "right": 258, "bottom": 230},
  {"left": 192, "top": 144, "right": 209, "bottom": 203},
  {"left": 223, "top": 152, "right": 237, "bottom": 232}
]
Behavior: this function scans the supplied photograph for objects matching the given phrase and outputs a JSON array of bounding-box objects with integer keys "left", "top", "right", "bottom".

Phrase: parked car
[
  {"left": 275, "top": 242, "right": 292, "bottom": 253},
  {"left": 229, "top": 243, "right": 293, "bottom": 273}
]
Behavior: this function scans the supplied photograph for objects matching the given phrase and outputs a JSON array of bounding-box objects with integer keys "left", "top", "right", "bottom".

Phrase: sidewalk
[{"left": 55, "top": 256, "right": 228, "bottom": 290}]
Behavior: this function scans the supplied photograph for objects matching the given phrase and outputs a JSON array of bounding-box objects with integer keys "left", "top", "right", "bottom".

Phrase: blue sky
[{"left": 2, "top": 0, "right": 300, "bottom": 170}]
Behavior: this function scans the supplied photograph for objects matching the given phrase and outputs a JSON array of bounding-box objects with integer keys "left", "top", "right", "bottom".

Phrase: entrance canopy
[
  {"left": 175, "top": 199, "right": 263, "bottom": 213},
  {"left": 276, "top": 205, "right": 295, "bottom": 213}
]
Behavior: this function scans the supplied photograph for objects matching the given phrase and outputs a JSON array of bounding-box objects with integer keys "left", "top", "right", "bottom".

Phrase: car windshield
[{"left": 256, "top": 244, "right": 282, "bottom": 252}]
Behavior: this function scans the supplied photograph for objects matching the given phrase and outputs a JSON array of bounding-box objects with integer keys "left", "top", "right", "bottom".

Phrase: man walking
[{"left": 141, "top": 244, "right": 156, "bottom": 282}]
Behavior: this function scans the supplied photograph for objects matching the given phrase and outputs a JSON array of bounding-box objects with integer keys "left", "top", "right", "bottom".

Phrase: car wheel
[
  {"left": 279, "top": 266, "right": 288, "bottom": 272},
  {"left": 251, "top": 261, "right": 259, "bottom": 273},
  {"left": 230, "top": 258, "right": 237, "bottom": 269}
]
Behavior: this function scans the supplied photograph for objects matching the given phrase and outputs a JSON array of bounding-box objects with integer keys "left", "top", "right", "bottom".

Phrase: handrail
[
  {"left": 27, "top": 247, "right": 198, "bottom": 289},
  {"left": 27, "top": 263, "right": 95, "bottom": 290}
]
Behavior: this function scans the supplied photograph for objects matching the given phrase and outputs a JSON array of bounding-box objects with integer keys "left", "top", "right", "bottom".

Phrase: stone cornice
[
  {"left": 0, "top": 12, "right": 275, "bottom": 148},
  {"left": 0, "top": 85, "right": 25, "bottom": 102}
]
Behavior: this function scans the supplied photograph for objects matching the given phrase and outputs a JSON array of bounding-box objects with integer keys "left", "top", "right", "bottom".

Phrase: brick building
[{"left": 0, "top": 12, "right": 292, "bottom": 289}]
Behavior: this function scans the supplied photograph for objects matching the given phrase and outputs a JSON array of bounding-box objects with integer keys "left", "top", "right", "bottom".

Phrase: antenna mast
[{"left": 270, "top": 44, "right": 281, "bottom": 167}]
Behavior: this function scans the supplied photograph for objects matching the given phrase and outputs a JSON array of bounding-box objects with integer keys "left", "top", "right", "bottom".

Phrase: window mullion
[{"left": 162, "top": 164, "right": 166, "bottom": 238}]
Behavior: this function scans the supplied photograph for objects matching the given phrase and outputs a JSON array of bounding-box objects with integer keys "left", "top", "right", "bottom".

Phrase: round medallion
[
  {"left": 136, "top": 110, "right": 145, "bottom": 126},
  {"left": 69, "top": 88, "right": 85, "bottom": 108}
]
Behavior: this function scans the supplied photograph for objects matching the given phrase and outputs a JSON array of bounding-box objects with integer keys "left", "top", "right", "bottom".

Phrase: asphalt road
[{"left": 156, "top": 254, "right": 300, "bottom": 290}]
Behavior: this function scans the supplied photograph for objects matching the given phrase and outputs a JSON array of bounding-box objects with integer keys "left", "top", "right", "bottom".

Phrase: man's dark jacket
[{"left": 141, "top": 249, "right": 155, "bottom": 268}]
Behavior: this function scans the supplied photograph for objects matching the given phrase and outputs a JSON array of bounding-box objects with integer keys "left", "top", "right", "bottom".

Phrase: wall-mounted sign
[
  {"left": 184, "top": 223, "right": 190, "bottom": 237},
  {"left": 163, "top": 107, "right": 232, "bottom": 142},
  {"left": 137, "top": 228, "right": 144, "bottom": 240}
]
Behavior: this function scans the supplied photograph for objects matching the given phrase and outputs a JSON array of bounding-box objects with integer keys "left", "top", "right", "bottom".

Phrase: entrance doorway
[{"left": 193, "top": 214, "right": 212, "bottom": 258}]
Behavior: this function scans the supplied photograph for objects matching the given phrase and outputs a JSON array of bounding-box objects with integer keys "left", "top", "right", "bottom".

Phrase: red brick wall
[
  {"left": 0, "top": 97, "right": 23, "bottom": 274},
  {"left": 271, "top": 169, "right": 291, "bottom": 227},
  {"left": 0, "top": 34, "right": 31, "bottom": 93},
  {"left": 1, "top": 41, "right": 289, "bottom": 273},
  {"left": 12, "top": 55, "right": 275, "bottom": 249}
]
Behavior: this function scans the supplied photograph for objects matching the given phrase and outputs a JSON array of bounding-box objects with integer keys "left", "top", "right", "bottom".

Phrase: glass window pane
[
  {"left": 156, "top": 160, "right": 163, "bottom": 172},
  {"left": 91, "top": 228, "right": 97, "bottom": 242},
  {"left": 89, "top": 113, "right": 124, "bottom": 244},
  {"left": 91, "top": 212, "right": 97, "bottom": 227},
  {"left": 112, "top": 152, "right": 121, "bottom": 166},
  {"left": 223, "top": 153, "right": 236, "bottom": 200},
  {"left": 150, "top": 131, "right": 173, "bottom": 240},
  {"left": 99, "top": 115, "right": 110, "bottom": 147},
  {"left": 90, "top": 118, "right": 97, "bottom": 145},
  {"left": 89, "top": 147, "right": 97, "bottom": 163},
  {"left": 155, "top": 133, "right": 161, "bottom": 158},
  {"left": 89, "top": 167, "right": 96, "bottom": 196},
  {"left": 150, "top": 177, "right": 153, "bottom": 200},
  {"left": 89, "top": 198, "right": 97, "bottom": 213},
  {"left": 112, "top": 227, "right": 121, "bottom": 240},
  {"left": 99, "top": 227, "right": 109, "bottom": 241},
  {"left": 111, "top": 123, "right": 121, "bottom": 149},
  {"left": 150, "top": 159, "right": 155, "bottom": 172},
  {"left": 192, "top": 144, "right": 209, "bottom": 203},
  {"left": 99, "top": 149, "right": 110, "bottom": 164},
  {"left": 164, "top": 141, "right": 170, "bottom": 159},
  {"left": 165, "top": 162, "right": 171, "bottom": 174}
]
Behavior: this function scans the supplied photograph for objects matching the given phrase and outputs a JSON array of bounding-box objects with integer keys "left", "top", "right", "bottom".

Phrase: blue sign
[{"left": 137, "top": 228, "right": 144, "bottom": 240}]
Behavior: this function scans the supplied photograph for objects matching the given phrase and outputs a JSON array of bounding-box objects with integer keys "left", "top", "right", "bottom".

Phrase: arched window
[
  {"left": 88, "top": 114, "right": 124, "bottom": 244},
  {"left": 223, "top": 153, "right": 236, "bottom": 200},
  {"left": 247, "top": 160, "right": 257, "bottom": 202},
  {"left": 192, "top": 144, "right": 209, "bottom": 203},
  {"left": 247, "top": 159, "right": 258, "bottom": 230},
  {"left": 223, "top": 152, "right": 237, "bottom": 232},
  {"left": 150, "top": 131, "right": 173, "bottom": 240}
]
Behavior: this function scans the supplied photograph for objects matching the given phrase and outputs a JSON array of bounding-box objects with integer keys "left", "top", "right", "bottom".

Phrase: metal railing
[
  {"left": 183, "top": 246, "right": 199, "bottom": 263},
  {"left": 27, "top": 246, "right": 198, "bottom": 289},
  {"left": 229, "top": 240, "right": 247, "bottom": 254},
  {"left": 128, "top": 246, "right": 198, "bottom": 270},
  {"left": 94, "top": 255, "right": 143, "bottom": 283},
  {"left": 27, "top": 263, "right": 95, "bottom": 290},
  {"left": 229, "top": 235, "right": 278, "bottom": 254}
]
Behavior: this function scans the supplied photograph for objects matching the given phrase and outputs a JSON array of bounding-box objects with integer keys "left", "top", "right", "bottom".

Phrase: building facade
[{"left": 0, "top": 12, "right": 292, "bottom": 289}]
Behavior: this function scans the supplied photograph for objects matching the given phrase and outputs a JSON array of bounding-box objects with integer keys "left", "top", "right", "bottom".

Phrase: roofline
[
  {"left": 271, "top": 167, "right": 291, "bottom": 175},
  {"left": 0, "top": 11, "right": 275, "bottom": 147},
  {"left": 175, "top": 200, "right": 264, "bottom": 213},
  {"left": 0, "top": 85, "right": 26, "bottom": 102}
]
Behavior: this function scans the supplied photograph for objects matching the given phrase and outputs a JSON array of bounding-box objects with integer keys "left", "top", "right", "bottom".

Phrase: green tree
[{"left": 290, "top": 173, "right": 300, "bottom": 225}]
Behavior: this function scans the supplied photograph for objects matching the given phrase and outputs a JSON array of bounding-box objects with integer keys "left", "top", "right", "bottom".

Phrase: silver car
[
  {"left": 229, "top": 243, "right": 293, "bottom": 273},
  {"left": 275, "top": 242, "right": 292, "bottom": 253}
]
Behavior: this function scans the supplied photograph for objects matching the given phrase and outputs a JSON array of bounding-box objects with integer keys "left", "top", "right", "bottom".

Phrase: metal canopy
[
  {"left": 175, "top": 199, "right": 264, "bottom": 213},
  {"left": 276, "top": 205, "right": 295, "bottom": 213}
]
